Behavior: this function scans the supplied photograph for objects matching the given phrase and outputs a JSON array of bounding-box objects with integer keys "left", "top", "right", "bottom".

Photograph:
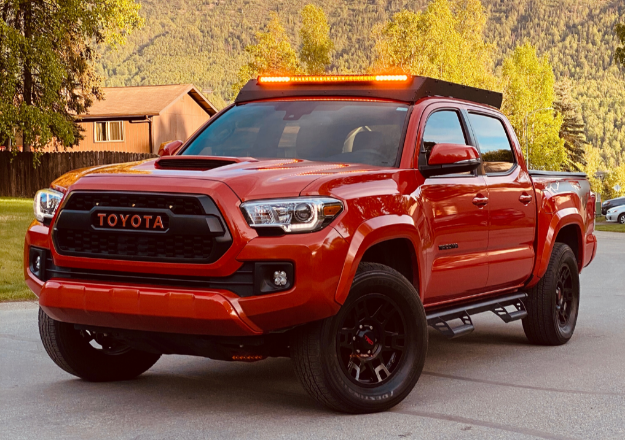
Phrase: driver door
[{"left": 415, "top": 106, "right": 490, "bottom": 305}]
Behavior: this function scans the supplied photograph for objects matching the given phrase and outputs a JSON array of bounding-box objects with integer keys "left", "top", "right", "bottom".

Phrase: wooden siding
[
  {"left": 153, "top": 94, "right": 210, "bottom": 154},
  {"left": 73, "top": 120, "right": 151, "bottom": 153}
]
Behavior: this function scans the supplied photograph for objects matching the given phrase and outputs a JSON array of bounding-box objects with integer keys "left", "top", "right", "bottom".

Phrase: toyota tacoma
[{"left": 25, "top": 75, "right": 597, "bottom": 413}]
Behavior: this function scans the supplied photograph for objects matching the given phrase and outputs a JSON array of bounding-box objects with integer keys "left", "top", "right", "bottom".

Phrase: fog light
[
  {"left": 273, "top": 271, "right": 288, "bottom": 286},
  {"left": 29, "top": 246, "right": 47, "bottom": 281}
]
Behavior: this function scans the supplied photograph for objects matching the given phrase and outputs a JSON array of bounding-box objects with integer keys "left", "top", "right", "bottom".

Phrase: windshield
[{"left": 181, "top": 101, "right": 410, "bottom": 167}]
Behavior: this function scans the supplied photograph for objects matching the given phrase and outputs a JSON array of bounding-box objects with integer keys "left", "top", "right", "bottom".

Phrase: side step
[{"left": 426, "top": 293, "right": 528, "bottom": 339}]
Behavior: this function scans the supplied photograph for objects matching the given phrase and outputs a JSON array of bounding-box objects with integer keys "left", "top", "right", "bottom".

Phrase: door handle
[
  {"left": 472, "top": 194, "right": 489, "bottom": 207},
  {"left": 519, "top": 193, "right": 533, "bottom": 204}
]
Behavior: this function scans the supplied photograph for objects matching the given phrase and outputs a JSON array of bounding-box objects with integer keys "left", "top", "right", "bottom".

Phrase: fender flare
[
  {"left": 532, "top": 207, "right": 584, "bottom": 284},
  {"left": 334, "top": 215, "right": 423, "bottom": 305}
]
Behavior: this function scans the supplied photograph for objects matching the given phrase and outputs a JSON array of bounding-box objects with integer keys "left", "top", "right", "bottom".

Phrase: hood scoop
[{"left": 155, "top": 156, "right": 240, "bottom": 171}]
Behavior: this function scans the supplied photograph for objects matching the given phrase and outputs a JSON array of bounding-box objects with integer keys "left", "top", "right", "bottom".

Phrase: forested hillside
[{"left": 99, "top": 0, "right": 625, "bottom": 167}]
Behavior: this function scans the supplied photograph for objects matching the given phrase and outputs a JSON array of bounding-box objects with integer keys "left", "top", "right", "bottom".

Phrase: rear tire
[
  {"left": 291, "top": 263, "right": 428, "bottom": 413},
  {"left": 522, "top": 243, "right": 580, "bottom": 346},
  {"left": 39, "top": 308, "right": 161, "bottom": 381}
]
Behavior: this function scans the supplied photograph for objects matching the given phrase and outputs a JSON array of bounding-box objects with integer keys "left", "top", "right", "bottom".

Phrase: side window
[
  {"left": 422, "top": 111, "right": 467, "bottom": 158},
  {"left": 468, "top": 113, "right": 515, "bottom": 174}
]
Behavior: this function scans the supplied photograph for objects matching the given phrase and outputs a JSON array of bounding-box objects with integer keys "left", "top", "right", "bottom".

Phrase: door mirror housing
[
  {"left": 419, "top": 143, "right": 481, "bottom": 178},
  {"left": 158, "top": 140, "right": 184, "bottom": 157}
]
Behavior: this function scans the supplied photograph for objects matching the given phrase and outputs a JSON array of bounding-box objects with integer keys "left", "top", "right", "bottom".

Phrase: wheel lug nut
[
  {"left": 356, "top": 349, "right": 360, "bottom": 353},
  {"left": 359, "top": 325, "right": 363, "bottom": 329},
  {"left": 367, "top": 350, "right": 371, "bottom": 354},
  {"left": 352, "top": 336, "right": 356, "bottom": 341}
]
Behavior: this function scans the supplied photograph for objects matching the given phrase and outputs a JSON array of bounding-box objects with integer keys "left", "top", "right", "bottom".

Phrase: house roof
[{"left": 78, "top": 84, "right": 218, "bottom": 119}]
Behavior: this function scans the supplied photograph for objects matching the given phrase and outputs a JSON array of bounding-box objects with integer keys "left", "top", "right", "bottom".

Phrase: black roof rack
[{"left": 235, "top": 76, "right": 503, "bottom": 109}]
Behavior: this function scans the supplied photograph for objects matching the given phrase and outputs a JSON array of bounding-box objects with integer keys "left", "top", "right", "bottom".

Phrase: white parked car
[{"left": 605, "top": 205, "right": 625, "bottom": 224}]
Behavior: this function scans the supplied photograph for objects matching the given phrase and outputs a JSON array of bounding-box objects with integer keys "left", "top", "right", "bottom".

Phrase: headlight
[
  {"left": 33, "top": 189, "right": 63, "bottom": 223},
  {"left": 608, "top": 208, "right": 616, "bottom": 214},
  {"left": 241, "top": 197, "right": 343, "bottom": 233}
]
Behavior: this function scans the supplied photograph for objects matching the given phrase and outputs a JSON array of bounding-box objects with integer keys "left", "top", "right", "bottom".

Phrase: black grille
[
  {"left": 53, "top": 192, "right": 232, "bottom": 264},
  {"left": 57, "top": 229, "right": 213, "bottom": 261},
  {"left": 65, "top": 192, "right": 204, "bottom": 216}
]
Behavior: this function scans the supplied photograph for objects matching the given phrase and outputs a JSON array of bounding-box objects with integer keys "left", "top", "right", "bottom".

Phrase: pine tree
[
  {"left": 554, "top": 80, "right": 588, "bottom": 172},
  {"left": 616, "top": 22, "right": 625, "bottom": 68}
]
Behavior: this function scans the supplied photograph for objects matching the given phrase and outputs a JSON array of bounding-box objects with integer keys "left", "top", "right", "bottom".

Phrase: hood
[{"left": 51, "top": 157, "right": 379, "bottom": 201}]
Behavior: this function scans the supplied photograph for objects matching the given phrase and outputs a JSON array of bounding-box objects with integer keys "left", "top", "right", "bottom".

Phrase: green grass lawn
[
  {"left": 0, "top": 198, "right": 37, "bottom": 302},
  {"left": 595, "top": 216, "right": 625, "bottom": 233}
]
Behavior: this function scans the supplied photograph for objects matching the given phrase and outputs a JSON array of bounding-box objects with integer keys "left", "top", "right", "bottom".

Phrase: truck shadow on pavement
[{"left": 40, "top": 325, "right": 535, "bottom": 414}]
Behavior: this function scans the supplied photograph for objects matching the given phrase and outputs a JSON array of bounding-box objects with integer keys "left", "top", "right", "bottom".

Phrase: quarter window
[
  {"left": 95, "top": 121, "right": 124, "bottom": 142},
  {"left": 468, "top": 114, "right": 515, "bottom": 174}
]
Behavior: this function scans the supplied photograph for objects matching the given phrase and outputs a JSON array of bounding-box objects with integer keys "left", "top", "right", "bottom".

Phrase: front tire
[
  {"left": 291, "top": 263, "right": 428, "bottom": 413},
  {"left": 39, "top": 309, "right": 161, "bottom": 382},
  {"left": 522, "top": 243, "right": 580, "bottom": 346},
  {"left": 618, "top": 213, "right": 625, "bottom": 224}
]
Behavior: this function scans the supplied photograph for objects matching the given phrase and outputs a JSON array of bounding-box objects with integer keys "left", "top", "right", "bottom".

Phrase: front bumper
[
  {"left": 605, "top": 213, "right": 617, "bottom": 222},
  {"left": 26, "top": 221, "right": 349, "bottom": 336}
]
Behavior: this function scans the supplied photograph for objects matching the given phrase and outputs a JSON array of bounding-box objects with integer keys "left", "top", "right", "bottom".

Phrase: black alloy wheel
[
  {"left": 523, "top": 243, "right": 580, "bottom": 345},
  {"left": 554, "top": 264, "right": 575, "bottom": 331},
  {"left": 291, "top": 263, "right": 428, "bottom": 413},
  {"left": 337, "top": 294, "right": 406, "bottom": 386}
]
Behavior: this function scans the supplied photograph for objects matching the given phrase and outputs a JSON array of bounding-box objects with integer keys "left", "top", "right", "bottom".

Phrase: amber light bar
[{"left": 258, "top": 74, "right": 410, "bottom": 84}]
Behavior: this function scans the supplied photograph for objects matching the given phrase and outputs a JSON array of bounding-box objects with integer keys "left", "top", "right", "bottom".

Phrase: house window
[{"left": 94, "top": 121, "right": 124, "bottom": 142}]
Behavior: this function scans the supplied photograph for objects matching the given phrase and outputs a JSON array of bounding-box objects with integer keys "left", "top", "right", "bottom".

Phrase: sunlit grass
[
  {"left": 0, "top": 198, "right": 37, "bottom": 302},
  {"left": 595, "top": 216, "right": 625, "bottom": 233}
]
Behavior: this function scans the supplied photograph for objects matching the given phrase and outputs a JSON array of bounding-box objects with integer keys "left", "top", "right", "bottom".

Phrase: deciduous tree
[
  {"left": 372, "top": 0, "right": 496, "bottom": 89},
  {"left": 500, "top": 43, "right": 566, "bottom": 171},
  {"left": 232, "top": 13, "right": 300, "bottom": 97},
  {"left": 0, "top": 0, "right": 143, "bottom": 157},
  {"left": 299, "top": 5, "right": 333, "bottom": 75}
]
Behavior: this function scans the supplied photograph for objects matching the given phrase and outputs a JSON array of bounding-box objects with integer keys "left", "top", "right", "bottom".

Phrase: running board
[{"left": 426, "top": 293, "right": 528, "bottom": 339}]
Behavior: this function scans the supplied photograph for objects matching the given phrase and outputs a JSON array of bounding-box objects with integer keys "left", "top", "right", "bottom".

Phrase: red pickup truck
[{"left": 25, "top": 75, "right": 597, "bottom": 413}]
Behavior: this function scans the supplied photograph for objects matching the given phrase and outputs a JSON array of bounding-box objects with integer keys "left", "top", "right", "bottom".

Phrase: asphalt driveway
[{"left": 1, "top": 231, "right": 624, "bottom": 440}]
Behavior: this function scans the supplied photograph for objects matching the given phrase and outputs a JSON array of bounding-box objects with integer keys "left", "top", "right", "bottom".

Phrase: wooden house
[{"left": 74, "top": 84, "right": 217, "bottom": 154}]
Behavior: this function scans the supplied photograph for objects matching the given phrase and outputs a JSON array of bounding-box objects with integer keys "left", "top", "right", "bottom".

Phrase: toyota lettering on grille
[{"left": 93, "top": 212, "right": 167, "bottom": 231}]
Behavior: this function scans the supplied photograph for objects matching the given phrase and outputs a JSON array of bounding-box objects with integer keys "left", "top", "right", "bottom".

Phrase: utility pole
[{"left": 524, "top": 107, "right": 553, "bottom": 169}]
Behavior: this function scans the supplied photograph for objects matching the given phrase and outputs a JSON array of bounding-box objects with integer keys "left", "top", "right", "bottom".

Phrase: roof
[
  {"left": 235, "top": 76, "right": 503, "bottom": 109},
  {"left": 79, "top": 84, "right": 218, "bottom": 119}
]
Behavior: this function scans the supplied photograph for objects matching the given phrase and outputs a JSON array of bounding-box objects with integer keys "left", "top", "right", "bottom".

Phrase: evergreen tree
[
  {"left": 616, "top": 22, "right": 625, "bottom": 68},
  {"left": 554, "top": 79, "right": 588, "bottom": 172},
  {"left": 299, "top": 5, "right": 334, "bottom": 75},
  {"left": 0, "top": 0, "right": 143, "bottom": 156}
]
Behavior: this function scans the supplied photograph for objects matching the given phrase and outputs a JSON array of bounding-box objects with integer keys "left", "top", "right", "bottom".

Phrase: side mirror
[
  {"left": 420, "top": 143, "right": 481, "bottom": 178},
  {"left": 158, "top": 140, "right": 183, "bottom": 157}
]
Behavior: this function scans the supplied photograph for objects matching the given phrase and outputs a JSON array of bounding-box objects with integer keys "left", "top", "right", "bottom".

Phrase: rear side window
[
  {"left": 422, "top": 111, "right": 467, "bottom": 153},
  {"left": 468, "top": 113, "right": 515, "bottom": 174}
]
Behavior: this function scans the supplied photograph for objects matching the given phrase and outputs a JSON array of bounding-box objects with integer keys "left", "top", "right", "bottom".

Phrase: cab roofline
[{"left": 235, "top": 75, "right": 503, "bottom": 109}]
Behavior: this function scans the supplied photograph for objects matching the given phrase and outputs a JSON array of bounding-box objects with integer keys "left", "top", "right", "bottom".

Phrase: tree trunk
[{"left": 23, "top": 1, "right": 33, "bottom": 107}]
